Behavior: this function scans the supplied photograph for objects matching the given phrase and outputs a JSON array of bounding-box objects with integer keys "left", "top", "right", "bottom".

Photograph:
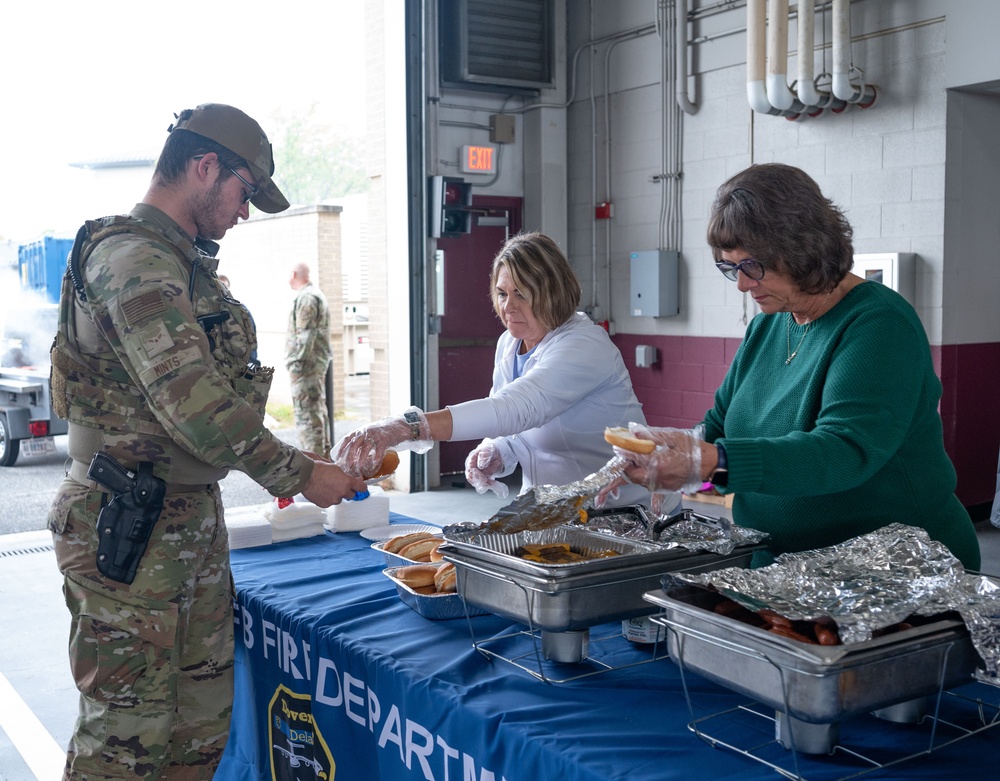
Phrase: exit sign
[{"left": 460, "top": 145, "right": 496, "bottom": 174}]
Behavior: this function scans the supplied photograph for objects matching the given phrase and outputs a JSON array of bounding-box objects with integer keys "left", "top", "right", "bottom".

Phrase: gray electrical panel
[{"left": 630, "top": 250, "right": 679, "bottom": 317}]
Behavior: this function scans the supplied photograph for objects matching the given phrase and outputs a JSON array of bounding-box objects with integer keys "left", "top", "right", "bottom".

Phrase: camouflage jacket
[
  {"left": 51, "top": 204, "right": 314, "bottom": 494},
  {"left": 284, "top": 282, "right": 331, "bottom": 375}
]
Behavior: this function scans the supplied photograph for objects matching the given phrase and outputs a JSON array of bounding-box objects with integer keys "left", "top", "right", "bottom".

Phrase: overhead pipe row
[{"left": 748, "top": 0, "right": 877, "bottom": 120}]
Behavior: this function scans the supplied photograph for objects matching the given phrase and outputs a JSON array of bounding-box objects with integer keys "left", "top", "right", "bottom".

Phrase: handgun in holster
[{"left": 88, "top": 452, "right": 167, "bottom": 585}]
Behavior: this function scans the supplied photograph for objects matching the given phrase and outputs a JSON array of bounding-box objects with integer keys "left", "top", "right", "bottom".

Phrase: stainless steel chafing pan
[
  {"left": 441, "top": 521, "right": 761, "bottom": 634},
  {"left": 645, "top": 585, "right": 980, "bottom": 725}
]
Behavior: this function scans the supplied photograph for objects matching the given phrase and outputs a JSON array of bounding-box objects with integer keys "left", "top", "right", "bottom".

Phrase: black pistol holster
[{"left": 88, "top": 453, "right": 167, "bottom": 585}]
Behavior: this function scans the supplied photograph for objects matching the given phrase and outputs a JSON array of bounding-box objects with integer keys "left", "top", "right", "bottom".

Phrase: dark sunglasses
[
  {"left": 193, "top": 155, "right": 259, "bottom": 204},
  {"left": 219, "top": 160, "right": 260, "bottom": 204}
]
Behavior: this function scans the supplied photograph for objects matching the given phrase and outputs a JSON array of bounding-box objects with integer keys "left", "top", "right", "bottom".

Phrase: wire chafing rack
[{"left": 650, "top": 607, "right": 1000, "bottom": 781}]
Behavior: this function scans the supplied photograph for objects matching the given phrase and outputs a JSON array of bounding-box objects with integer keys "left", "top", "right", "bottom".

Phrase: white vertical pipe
[
  {"left": 675, "top": 0, "right": 697, "bottom": 115},
  {"left": 747, "top": 0, "right": 780, "bottom": 114},
  {"left": 765, "top": 0, "right": 803, "bottom": 113},
  {"left": 796, "top": 0, "right": 823, "bottom": 107},
  {"left": 832, "top": 0, "right": 877, "bottom": 106}
]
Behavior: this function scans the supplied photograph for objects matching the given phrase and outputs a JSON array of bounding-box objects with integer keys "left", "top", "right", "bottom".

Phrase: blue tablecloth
[{"left": 216, "top": 513, "right": 999, "bottom": 781}]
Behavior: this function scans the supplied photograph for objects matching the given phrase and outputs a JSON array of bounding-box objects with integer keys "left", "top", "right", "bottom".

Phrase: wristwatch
[
  {"left": 403, "top": 410, "right": 423, "bottom": 441},
  {"left": 711, "top": 442, "right": 729, "bottom": 487}
]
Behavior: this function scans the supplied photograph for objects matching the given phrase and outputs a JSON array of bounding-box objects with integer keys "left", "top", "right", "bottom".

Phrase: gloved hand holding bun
[
  {"left": 596, "top": 424, "right": 707, "bottom": 508},
  {"left": 333, "top": 406, "right": 433, "bottom": 479}
]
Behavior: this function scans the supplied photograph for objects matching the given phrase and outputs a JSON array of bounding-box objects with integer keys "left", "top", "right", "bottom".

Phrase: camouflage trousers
[
  {"left": 289, "top": 370, "right": 331, "bottom": 456},
  {"left": 48, "top": 477, "right": 234, "bottom": 780}
]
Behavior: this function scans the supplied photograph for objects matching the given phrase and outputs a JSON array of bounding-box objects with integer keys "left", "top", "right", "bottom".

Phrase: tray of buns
[
  {"left": 383, "top": 564, "right": 488, "bottom": 620},
  {"left": 372, "top": 530, "right": 445, "bottom": 568},
  {"left": 645, "top": 584, "right": 979, "bottom": 724}
]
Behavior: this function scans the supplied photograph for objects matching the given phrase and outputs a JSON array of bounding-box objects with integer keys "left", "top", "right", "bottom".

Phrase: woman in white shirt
[{"left": 335, "top": 232, "right": 657, "bottom": 508}]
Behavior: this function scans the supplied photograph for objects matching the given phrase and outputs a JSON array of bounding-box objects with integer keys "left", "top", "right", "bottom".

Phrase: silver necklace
[{"left": 785, "top": 313, "right": 811, "bottom": 365}]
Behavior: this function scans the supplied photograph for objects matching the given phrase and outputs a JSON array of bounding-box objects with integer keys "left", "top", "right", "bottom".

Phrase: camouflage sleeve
[
  {"left": 285, "top": 293, "right": 324, "bottom": 373},
  {"left": 84, "top": 233, "right": 314, "bottom": 496}
]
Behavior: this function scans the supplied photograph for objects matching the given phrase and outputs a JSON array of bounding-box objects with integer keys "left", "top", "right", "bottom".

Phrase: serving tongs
[{"left": 650, "top": 507, "right": 732, "bottom": 540}]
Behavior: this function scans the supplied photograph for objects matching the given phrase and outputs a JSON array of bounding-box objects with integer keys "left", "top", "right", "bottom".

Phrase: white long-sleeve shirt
[{"left": 448, "top": 312, "right": 657, "bottom": 508}]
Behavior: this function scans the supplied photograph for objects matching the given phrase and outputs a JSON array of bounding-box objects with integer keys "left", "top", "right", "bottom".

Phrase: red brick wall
[{"left": 614, "top": 334, "right": 1000, "bottom": 508}]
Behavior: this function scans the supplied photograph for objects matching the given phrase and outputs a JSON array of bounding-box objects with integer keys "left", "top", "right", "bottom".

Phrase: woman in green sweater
[{"left": 609, "top": 163, "right": 981, "bottom": 570}]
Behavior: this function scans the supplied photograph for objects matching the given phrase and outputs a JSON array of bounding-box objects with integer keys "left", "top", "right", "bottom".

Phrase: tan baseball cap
[{"left": 169, "top": 103, "right": 290, "bottom": 213}]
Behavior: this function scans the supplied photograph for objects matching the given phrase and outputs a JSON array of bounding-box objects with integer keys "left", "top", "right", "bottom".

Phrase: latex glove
[
  {"left": 608, "top": 425, "right": 706, "bottom": 496},
  {"left": 464, "top": 442, "right": 509, "bottom": 498},
  {"left": 332, "top": 406, "right": 433, "bottom": 478},
  {"left": 592, "top": 478, "right": 621, "bottom": 509},
  {"left": 650, "top": 490, "right": 682, "bottom": 518}
]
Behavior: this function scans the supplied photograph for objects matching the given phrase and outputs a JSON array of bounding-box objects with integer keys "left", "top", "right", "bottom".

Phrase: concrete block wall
[
  {"left": 568, "top": 17, "right": 950, "bottom": 341},
  {"left": 316, "top": 211, "right": 345, "bottom": 416},
  {"left": 566, "top": 10, "right": 999, "bottom": 506}
]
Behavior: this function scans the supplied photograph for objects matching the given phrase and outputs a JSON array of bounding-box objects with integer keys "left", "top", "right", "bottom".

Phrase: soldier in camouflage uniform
[
  {"left": 285, "top": 262, "right": 332, "bottom": 455},
  {"left": 47, "top": 104, "right": 368, "bottom": 780}
]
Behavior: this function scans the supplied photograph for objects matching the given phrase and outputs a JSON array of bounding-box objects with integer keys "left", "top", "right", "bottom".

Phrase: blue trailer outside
[
  {"left": 1, "top": 237, "right": 71, "bottom": 465},
  {"left": 18, "top": 236, "right": 73, "bottom": 304}
]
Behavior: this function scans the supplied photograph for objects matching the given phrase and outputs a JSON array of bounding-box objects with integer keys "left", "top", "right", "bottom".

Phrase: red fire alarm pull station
[
  {"left": 460, "top": 145, "right": 496, "bottom": 174},
  {"left": 595, "top": 202, "right": 612, "bottom": 219}
]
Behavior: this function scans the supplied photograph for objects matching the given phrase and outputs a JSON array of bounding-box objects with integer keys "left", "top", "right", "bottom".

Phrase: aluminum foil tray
[
  {"left": 645, "top": 585, "right": 980, "bottom": 724},
  {"left": 441, "top": 526, "right": 760, "bottom": 632},
  {"left": 382, "top": 567, "right": 487, "bottom": 620},
  {"left": 372, "top": 541, "right": 437, "bottom": 568}
]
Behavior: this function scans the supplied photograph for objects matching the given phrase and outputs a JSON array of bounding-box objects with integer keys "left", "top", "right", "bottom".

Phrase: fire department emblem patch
[{"left": 268, "top": 685, "right": 335, "bottom": 780}]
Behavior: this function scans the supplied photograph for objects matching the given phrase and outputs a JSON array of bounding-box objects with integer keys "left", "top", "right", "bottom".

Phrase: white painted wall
[{"left": 558, "top": 0, "right": 1000, "bottom": 346}]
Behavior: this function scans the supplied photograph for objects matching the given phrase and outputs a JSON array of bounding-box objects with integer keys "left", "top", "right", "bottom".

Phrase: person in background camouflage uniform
[
  {"left": 285, "top": 262, "right": 332, "bottom": 455},
  {"left": 47, "top": 103, "right": 368, "bottom": 781}
]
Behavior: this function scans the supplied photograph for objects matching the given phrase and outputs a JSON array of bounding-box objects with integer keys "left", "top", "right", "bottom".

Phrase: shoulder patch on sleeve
[
  {"left": 139, "top": 321, "right": 175, "bottom": 359},
  {"left": 121, "top": 290, "right": 168, "bottom": 326}
]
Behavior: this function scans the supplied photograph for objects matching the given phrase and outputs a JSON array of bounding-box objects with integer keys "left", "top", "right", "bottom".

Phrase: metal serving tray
[
  {"left": 645, "top": 585, "right": 980, "bottom": 724},
  {"left": 441, "top": 525, "right": 760, "bottom": 633},
  {"left": 382, "top": 567, "right": 487, "bottom": 620}
]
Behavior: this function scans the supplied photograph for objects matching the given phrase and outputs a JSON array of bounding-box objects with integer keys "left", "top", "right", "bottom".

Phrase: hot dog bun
[
  {"left": 397, "top": 537, "right": 441, "bottom": 562},
  {"left": 364, "top": 450, "right": 400, "bottom": 480},
  {"left": 434, "top": 563, "right": 457, "bottom": 593},
  {"left": 395, "top": 564, "right": 438, "bottom": 590},
  {"left": 604, "top": 426, "right": 656, "bottom": 454},
  {"left": 383, "top": 531, "right": 436, "bottom": 554}
]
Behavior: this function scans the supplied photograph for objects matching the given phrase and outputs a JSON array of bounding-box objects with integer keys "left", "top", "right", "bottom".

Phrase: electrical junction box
[
  {"left": 489, "top": 114, "right": 516, "bottom": 143},
  {"left": 630, "top": 250, "right": 679, "bottom": 317},
  {"left": 852, "top": 252, "right": 915, "bottom": 304}
]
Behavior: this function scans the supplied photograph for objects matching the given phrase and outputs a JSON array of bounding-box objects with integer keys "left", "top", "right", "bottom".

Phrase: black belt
[{"left": 68, "top": 460, "right": 211, "bottom": 495}]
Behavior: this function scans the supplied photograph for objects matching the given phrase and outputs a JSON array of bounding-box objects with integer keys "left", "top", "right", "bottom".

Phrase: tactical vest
[{"left": 50, "top": 214, "right": 272, "bottom": 465}]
